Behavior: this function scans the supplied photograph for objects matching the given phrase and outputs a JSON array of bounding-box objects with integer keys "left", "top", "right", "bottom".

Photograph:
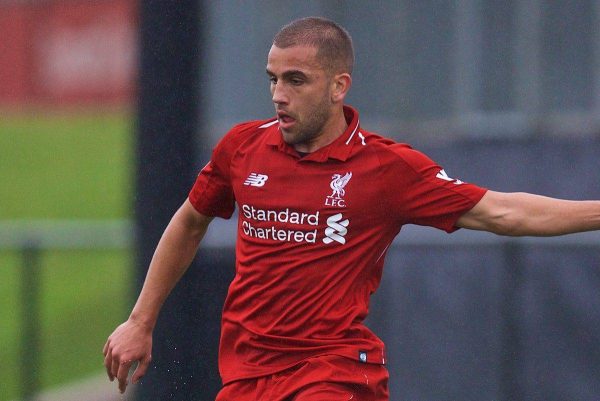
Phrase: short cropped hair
[{"left": 273, "top": 17, "right": 354, "bottom": 75}]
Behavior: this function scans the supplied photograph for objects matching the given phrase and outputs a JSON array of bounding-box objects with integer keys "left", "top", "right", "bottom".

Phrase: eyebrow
[{"left": 265, "top": 69, "right": 309, "bottom": 80}]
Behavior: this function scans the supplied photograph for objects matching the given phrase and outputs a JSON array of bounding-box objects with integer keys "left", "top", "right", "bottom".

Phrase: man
[{"left": 104, "top": 17, "right": 600, "bottom": 400}]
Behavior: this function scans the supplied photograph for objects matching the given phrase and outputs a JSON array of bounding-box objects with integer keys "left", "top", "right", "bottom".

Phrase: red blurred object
[{"left": 0, "top": 0, "right": 137, "bottom": 108}]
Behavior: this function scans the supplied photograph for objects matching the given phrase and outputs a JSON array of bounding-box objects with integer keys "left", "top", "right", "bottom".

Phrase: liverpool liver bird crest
[{"left": 329, "top": 172, "right": 353, "bottom": 198}]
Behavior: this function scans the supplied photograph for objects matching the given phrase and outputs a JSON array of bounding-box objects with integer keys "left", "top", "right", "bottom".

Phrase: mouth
[{"left": 277, "top": 110, "right": 296, "bottom": 129}]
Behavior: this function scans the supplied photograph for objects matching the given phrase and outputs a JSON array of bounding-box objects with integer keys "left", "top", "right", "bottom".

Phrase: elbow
[
  {"left": 460, "top": 191, "right": 546, "bottom": 236},
  {"left": 488, "top": 213, "right": 560, "bottom": 237},
  {"left": 485, "top": 213, "right": 529, "bottom": 237},
  {"left": 466, "top": 191, "right": 567, "bottom": 237}
]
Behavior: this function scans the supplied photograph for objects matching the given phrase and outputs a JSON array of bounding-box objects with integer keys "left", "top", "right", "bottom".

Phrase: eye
[
  {"left": 268, "top": 76, "right": 277, "bottom": 84},
  {"left": 291, "top": 78, "right": 303, "bottom": 86}
]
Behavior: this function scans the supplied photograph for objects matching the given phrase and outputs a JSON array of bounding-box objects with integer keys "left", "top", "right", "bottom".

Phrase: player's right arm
[{"left": 103, "top": 199, "right": 213, "bottom": 393}]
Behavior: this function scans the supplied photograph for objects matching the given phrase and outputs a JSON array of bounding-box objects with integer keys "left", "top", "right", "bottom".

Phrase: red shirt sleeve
[
  {"left": 188, "top": 157, "right": 235, "bottom": 219},
  {"left": 389, "top": 144, "right": 487, "bottom": 232},
  {"left": 188, "top": 120, "right": 269, "bottom": 218},
  {"left": 188, "top": 131, "right": 238, "bottom": 219}
]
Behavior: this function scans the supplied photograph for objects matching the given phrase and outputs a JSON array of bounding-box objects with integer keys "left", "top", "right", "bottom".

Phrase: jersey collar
[{"left": 265, "top": 105, "right": 361, "bottom": 162}]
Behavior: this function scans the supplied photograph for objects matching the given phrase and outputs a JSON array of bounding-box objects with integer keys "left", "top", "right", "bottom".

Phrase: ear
[{"left": 331, "top": 73, "right": 352, "bottom": 103}]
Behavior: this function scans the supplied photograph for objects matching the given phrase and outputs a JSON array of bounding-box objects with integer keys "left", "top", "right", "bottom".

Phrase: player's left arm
[{"left": 456, "top": 190, "right": 600, "bottom": 236}]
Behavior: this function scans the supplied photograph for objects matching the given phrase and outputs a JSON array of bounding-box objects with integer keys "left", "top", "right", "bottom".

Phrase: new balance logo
[
  {"left": 244, "top": 173, "right": 269, "bottom": 187},
  {"left": 323, "top": 213, "right": 349, "bottom": 245}
]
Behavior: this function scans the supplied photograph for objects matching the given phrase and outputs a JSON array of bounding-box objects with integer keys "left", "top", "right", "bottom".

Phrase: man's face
[{"left": 266, "top": 45, "right": 334, "bottom": 150}]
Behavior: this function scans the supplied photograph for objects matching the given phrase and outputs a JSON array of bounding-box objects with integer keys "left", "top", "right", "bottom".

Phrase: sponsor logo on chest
[
  {"left": 240, "top": 171, "right": 354, "bottom": 245},
  {"left": 323, "top": 213, "right": 350, "bottom": 245}
]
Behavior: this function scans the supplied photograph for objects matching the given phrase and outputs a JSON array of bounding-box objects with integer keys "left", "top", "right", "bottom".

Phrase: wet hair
[{"left": 273, "top": 17, "right": 354, "bottom": 75}]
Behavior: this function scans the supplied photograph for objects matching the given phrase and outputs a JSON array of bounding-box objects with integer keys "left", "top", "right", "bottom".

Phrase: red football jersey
[{"left": 188, "top": 106, "right": 487, "bottom": 384}]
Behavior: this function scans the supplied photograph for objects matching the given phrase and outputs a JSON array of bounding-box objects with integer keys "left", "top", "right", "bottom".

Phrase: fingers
[
  {"left": 104, "top": 341, "right": 138, "bottom": 393},
  {"left": 112, "top": 355, "right": 121, "bottom": 384},
  {"left": 117, "top": 359, "right": 133, "bottom": 393},
  {"left": 103, "top": 321, "right": 153, "bottom": 393},
  {"left": 132, "top": 354, "right": 151, "bottom": 384},
  {"left": 103, "top": 347, "right": 115, "bottom": 381},
  {"left": 103, "top": 338, "right": 124, "bottom": 386}
]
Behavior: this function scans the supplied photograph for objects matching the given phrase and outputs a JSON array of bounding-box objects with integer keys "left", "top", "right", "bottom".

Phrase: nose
[{"left": 271, "top": 82, "right": 288, "bottom": 105}]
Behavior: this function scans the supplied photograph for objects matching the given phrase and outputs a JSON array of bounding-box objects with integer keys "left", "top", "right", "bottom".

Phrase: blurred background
[{"left": 1, "top": 1, "right": 599, "bottom": 400}]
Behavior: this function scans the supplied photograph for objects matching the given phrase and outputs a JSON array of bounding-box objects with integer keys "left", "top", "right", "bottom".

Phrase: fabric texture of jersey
[
  {"left": 188, "top": 105, "right": 487, "bottom": 384},
  {"left": 214, "top": 354, "right": 389, "bottom": 401}
]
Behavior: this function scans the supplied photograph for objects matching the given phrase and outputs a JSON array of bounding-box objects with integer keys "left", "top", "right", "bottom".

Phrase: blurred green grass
[
  {"left": 0, "top": 112, "right": 132, "bottom": 219},
  {"left": 0, "top": 111, "right": 133, "bottom": 401}
]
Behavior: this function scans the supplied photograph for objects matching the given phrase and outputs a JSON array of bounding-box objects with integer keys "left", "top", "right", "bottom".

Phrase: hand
[{"left": 103, "top": 319, "right": 153, "bottom": 393}]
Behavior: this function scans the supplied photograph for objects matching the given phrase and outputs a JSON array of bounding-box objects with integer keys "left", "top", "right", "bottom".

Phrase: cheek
[{"left": 304, "top": 87, "right": 329, "bottom": 105}]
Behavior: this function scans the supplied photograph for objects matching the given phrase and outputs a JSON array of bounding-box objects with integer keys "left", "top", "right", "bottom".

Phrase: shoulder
[
  {"left": 218, "top": 118, "right": 275, "bottom": 147},
  {"left": 213, "top": 118, "right": 276, "bottom": 156},
  {"left": 360, "top": 131, "right": 436, "bottom": 171}
]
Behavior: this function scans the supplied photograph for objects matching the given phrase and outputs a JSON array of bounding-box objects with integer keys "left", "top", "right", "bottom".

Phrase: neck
[{"left": 294, "top": 107, "right": 348, "bottom": 153}]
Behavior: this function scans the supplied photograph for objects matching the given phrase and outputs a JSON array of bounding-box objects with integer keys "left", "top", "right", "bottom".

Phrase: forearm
[
  {"left": 129, "top": 200, "right": 212, "bottom": 329},
  {"left": 507, "top": 193, "right": 600, "bottom": 236},
  {"left": 459, "top": 191, "right": 600, "bottom": 236}
]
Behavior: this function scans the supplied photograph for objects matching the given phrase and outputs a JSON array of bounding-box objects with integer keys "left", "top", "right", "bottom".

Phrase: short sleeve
[
  {"left": 188, "top": 140, "right": 236, "bottom": 219},
  {"left": 390, "top": 145, "right": 487, "bottom": 232},
  {"left": 188, "top": 119, "right": 274, "bottom": 218}
]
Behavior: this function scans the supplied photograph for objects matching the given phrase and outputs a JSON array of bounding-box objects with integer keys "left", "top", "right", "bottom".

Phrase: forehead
[{"left": 266, "top": 45, "right": 324, "bottom": 74}]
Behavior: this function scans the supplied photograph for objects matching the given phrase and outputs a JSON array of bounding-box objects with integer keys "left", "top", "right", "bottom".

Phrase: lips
[{"left": 277, "top": 111, "right": 296, "bottom": 129}]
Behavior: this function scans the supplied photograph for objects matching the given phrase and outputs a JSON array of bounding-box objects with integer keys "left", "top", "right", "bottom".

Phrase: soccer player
[{"left": 103, "top": 17, "right": 600, "bottom": 400}]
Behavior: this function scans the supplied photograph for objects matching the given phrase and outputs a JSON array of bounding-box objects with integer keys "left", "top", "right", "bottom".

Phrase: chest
[{"left": 230, "top": 150, "right": 377, "bottom": 218}]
